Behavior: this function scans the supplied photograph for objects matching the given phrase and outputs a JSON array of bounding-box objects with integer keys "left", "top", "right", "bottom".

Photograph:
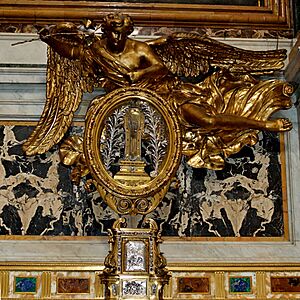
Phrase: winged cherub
[{"left": 23, "top": 13, "right": 293, "bottom": 171}]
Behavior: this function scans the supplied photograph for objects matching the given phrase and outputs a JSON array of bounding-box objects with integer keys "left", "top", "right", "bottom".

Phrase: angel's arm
[
  {"left": 129, "top": 41, "right": 168, "bottom": 83},
  {"left": 39, "top": 23, "right": 85, "bottom": 59}
]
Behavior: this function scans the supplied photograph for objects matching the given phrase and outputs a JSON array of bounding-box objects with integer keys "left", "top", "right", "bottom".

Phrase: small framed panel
[
  {"left": 177, "top": 277, "right": 210, "bottom": 294},
  {"left": 229, "top": 276, "right": 252, "bottom": 294},
  {"left": 122, "top": 238, "right": 149, "bottom": 274},
  {"left": 271, "top": 276, "right": 300, "bottom": 293},
  {"left": 121, "top": 279, "right": 147, "bottom": 298},
  {"left": 56, "top": 277, "right": 90, "bottom": 294},
  {"left": 14, "top": 276, "right": 37, "bottom": 294}
]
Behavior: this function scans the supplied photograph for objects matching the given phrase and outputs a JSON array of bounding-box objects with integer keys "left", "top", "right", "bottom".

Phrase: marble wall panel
[
  {"left": 51, "top": 271, "right": 96, "bottom": 299},
  {"left": 14, "top": 276, "right": 38, "bottom": 294},
  {"left": 144, "top": 131, "right": 286, "bottom": 238},
  {"left": 177, "top": 277, "right": 210, "bottom": 294},
  {"left": 0, "top": 124, "right": 287, "bottom": 239},
  {"left": 271, "top": 276, "right": 300, "bottom": 293},
  {"left": 57, "top": 278, "right": 90, "bottom": 294}
]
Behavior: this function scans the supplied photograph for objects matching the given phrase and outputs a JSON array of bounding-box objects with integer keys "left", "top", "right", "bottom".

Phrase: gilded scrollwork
[{"left": 22, "top": 12, "right": 293, "bottom": 215}]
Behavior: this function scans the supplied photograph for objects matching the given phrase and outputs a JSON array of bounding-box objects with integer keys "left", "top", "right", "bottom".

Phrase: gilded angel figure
[{"left": 23, "top": 12, "right": 293, "bottom": 172}]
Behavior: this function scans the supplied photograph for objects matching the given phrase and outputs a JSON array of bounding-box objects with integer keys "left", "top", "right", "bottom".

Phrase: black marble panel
[{"left": 0, "top": 125, "right": 285, "bottom": 238}]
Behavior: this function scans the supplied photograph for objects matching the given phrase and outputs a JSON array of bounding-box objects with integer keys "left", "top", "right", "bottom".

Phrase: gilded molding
[
  {"left": 163, "top": 278, "right": 173, "bottom": 299},
  {"left": 0, "top": 0, "right": 292, "bottom": 31},
  {"left": 256, "top": 271, "right": 266, "bottom": 298},
  {"left": 168, "top": 263, "right": 300, "bottom": 272},
  {"left": 41, "top": 272, "right": 51, "bottom": 298},
  {"left": 215, "top": 271, "right": 225, "bottom": 299},
  {"left": 0, "top": 271, "right": 9, "bottom": 298},
  {"left": 94, "top": 272, "right": 104, "bottom": 299},
  {"left": 0, "top": 263, "right": 299, "bottom": 299},
  {"left": 2, "top": 262, "right": 300, "bottom": 271}
]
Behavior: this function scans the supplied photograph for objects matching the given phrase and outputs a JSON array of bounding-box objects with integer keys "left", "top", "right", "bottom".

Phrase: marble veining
[
  {"left": 0, "top": 125, "right": 285, "bottom": 238},
  {"left": 139, "top": 132, "right": 285, "bottom": 238}
]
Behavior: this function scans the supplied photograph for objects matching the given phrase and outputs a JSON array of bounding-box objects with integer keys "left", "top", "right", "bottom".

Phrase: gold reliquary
[{"left": 99, "top": 218, "right": 171, "bottom": 299}]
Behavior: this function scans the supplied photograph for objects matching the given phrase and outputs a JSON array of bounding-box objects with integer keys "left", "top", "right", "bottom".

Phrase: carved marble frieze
[{"left": 0, "top": 124, "right": 287, "bottom": 239}]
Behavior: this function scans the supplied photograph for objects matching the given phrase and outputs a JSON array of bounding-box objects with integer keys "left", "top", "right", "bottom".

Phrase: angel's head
[{"left": 102, "top": 13, "right": 134, "bottom": 52}]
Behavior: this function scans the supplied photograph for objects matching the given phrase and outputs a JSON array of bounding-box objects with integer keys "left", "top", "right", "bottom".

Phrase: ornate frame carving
[
  {"left": 0, "top": 0, "right": 292, "bottom": 30},
  {"left": 84, "top": 87, "right": 182, "bottom": 215}
]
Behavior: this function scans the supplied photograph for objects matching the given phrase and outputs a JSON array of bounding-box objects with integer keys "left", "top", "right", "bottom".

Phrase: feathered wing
[
  {"left": 147, "top": 32, "right": 287, "bottom": 77},
  {"left": 23, "top": 47, "right": 96, "bottom": 156}
]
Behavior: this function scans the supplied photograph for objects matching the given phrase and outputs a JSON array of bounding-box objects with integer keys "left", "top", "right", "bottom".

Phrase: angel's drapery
[{"left": 167, "top": 69, "right": 292, "bottom": 169}]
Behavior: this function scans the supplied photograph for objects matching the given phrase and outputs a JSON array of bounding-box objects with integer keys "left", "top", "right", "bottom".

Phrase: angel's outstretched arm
[{"left": 39, "top": 23, "right": 85, "bottom": 59}]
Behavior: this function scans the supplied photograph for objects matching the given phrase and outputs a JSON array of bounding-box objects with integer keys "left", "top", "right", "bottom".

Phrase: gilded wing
[
  {"left": 22, "top": 47, "right": 97, "bottom": 156},
  {"left": 147, "top": 32, "right": 287, "bottom": 78}
]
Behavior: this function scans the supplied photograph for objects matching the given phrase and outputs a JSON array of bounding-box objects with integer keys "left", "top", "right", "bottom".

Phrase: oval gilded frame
[{"left": 84, "top": 87, "right": 182, "bottom": 215}]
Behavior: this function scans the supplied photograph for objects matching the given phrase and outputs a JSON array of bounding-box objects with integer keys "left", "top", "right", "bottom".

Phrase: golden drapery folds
[{"left": 170, "top": 70, "right": 293, "bottom": 169}]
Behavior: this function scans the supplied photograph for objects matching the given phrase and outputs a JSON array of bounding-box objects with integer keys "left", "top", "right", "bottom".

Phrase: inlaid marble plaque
[
  {"left": 57, "top": 278, "right": 90, "bottom": 294},
  {"left": 122, "top": 279, "right": 147, "bottom": 296},
  {"left": 14, "top": 276, "right": 37, "bottom": 294},
  {"left": 229, "top": 276, "right": 252, "bottom": 293},
  {"left": 125, "top": 240, "right": 147, "bottom": 272},
  {"left": 177, "top": 277, "right": 210, "bottom": 293},
  {"left": 271, "top": 277, "right": 300, "bottom": 293}
]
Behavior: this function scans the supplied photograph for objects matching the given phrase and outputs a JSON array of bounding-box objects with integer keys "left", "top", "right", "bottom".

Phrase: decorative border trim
[
  {"left": 1, "top": 261, "right": 300, "bottom": 271},
  {"left": 0, "top": 0, "right": 292, "bottom": 30}
]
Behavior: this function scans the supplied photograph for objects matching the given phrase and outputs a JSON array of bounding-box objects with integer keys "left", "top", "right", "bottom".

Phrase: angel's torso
[{"left": 90, "top": 37, "right": 144, "bottom": 75}]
